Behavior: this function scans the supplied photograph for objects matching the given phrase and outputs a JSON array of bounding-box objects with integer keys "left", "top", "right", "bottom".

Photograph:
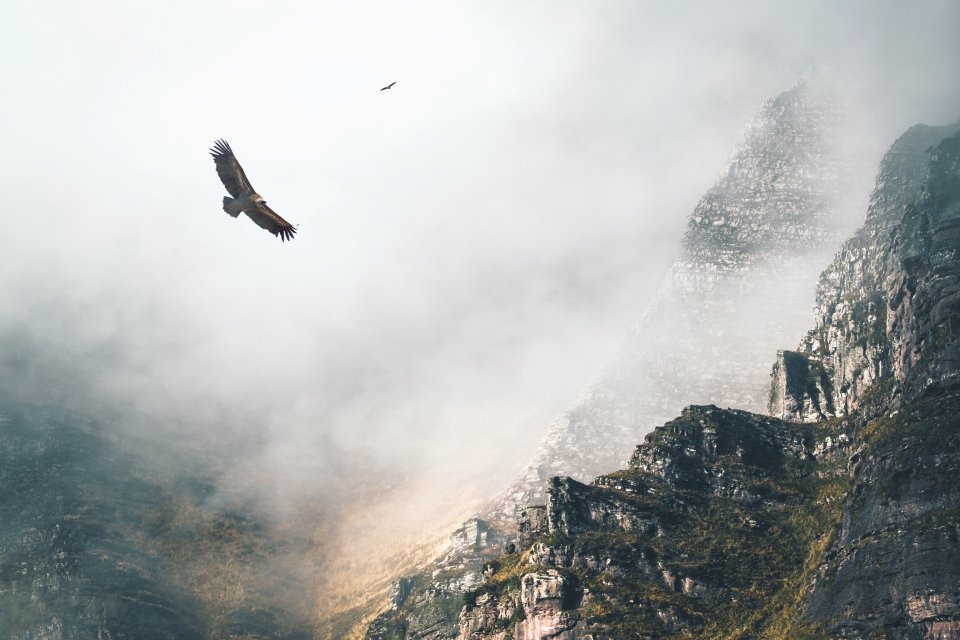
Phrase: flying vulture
[
  {"left": 209, "top": 139, "right": 297, "bottom": 242},
  {"left": 380, "top": 81, "right": 396, "bottom": 91}
]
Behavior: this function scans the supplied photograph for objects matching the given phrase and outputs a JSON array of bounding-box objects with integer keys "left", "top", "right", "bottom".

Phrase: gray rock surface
[
  {"left": 0, "top": 376, "right": 315, "bottom": 639},
  {"left": 0, "top": 402, "right": 205, "bottom": 640},
  {"left": 769, "top": 122, "right": 960, "bottom": 421},
  {"left": 492, "top": 79, "right": 856, "bottom": 517},
  {"left": 414, "top": 125, "right": 960, "bottom": 639},
  {"left": 368, "top": 80, "right": 861, "bottom": 640},
  {"left": 794, "top": 126, "right": 960, "bottom": 638}
]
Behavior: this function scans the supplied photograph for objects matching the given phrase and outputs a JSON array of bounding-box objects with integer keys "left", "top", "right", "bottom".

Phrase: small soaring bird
[
  {"left": 380, "top": 81, "right": 396, "bottom": 91},
  {"left": 209, "top": 139, "right": 297, "bottom": 242}
]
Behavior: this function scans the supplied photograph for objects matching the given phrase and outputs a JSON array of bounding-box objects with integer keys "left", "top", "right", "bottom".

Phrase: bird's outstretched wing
[
  {"left": 247, "top": 202, "right": 298, "bottom": 242},
  {"left": 380, "top": 81, "right": 396, "bottom": 91},
  {"left": 210, "top": 139, "right": 255, "bottom": 197}
]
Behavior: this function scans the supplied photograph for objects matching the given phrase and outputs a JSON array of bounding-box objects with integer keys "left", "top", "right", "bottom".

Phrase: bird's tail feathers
[{"left": 222, "top": 197, "right": 241, "bottom": 217}]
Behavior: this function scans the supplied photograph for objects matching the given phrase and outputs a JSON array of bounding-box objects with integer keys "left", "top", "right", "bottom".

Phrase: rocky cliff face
[
  {"left": 367, "top": 79, "right": 859, "bottom": 640},
  {"left": 494, "top": 79, "right": 856, "bottom": 517},
  {"left": 803, "top": 388, "right": 960, "bottom": 639},
  {"left": 0, "top": 359, "right": 318, "bottom": 639},
  {"left": 795, "top": 125, "right": 960, "bottom": 638},
  {"left": 425, "top": 126, "right": 960, "bottom": 639},
  {"left": 455, "top": 405, "right": 848, "bottom": 639},
  {"left": 0, "top": 400, "right": 206, "bottom": 639},
  {"left": 769, "top": 122, "right": 960, "bottom": 422}
]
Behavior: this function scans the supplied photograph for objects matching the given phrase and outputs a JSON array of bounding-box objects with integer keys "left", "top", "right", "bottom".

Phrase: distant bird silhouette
[
  {"left": 380, "top": 81, "right": 396, "bottom": 91},
  {"left": 209, "top": 139, "right": 297, "bottom": 242}
]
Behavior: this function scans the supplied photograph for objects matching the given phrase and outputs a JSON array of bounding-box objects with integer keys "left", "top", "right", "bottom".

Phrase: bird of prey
[
  {"left": 209, "top": 139, "right": 297, "bottom": 242},
  {"left": 380, "top": 81, "right": 396, "bottom": 91}
]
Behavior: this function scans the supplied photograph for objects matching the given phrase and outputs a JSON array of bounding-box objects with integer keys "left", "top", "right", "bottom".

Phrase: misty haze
[{"left": 2, "top": 1, "right": 960, "bottom": 639}]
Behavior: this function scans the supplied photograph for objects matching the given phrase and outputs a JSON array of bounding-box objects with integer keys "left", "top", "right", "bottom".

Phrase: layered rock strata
[
  {"left": 495, "top": 79, "right": 854, "bottom": 516},
  {"left": 769, "top": 122, "right": 960, "bottom": 422},
  {"left": 368, "top": 80, "right": 858, "bottom": 640},
  {"left": 422, "top": 126, "right": 960, "bottom": 639},
  {"left": 0, "top": 383, "right": 317, "bottom": 639},
  {"left": 455, "top": 405, "right": 848, "bottom": 639}
]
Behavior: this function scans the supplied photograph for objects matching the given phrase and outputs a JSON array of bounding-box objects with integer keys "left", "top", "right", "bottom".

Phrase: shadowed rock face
[
  {"left": 0, "top": 389, "right": 315, "bottom": 639},
  {"left": 423, "top": 128, "right": 960, "bottom": 639},
  {"left": 367, "top": 79, "right": 859, "bottom": 640},
  {"left": 794, "top": 128, "right": 960, "bottom": 638},
  {"left": 803, "top": 389, "right": 960, "bottom": 639},
  {"left": 0, "top": 403, "right": 205, "bottom": 640}
]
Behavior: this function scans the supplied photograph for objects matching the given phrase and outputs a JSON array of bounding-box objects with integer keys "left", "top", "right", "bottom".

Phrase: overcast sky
[{"left": 2, "top": 0, "right": 959, "bottom": 611}]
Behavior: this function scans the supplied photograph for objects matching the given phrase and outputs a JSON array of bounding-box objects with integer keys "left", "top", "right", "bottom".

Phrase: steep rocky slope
[
  {"left": 408, "top": 125, "right": 960, "bottom": 639},
  {"left": 794, "top": 124, "right": 960, "bottom": 638},
  {"left": 495, "top": 79, "right": 857, "bottom": 515},
  {"left": 0, "top": 350, "right": 321, "bottom": 639},
  {"left": 455, "top": 406, "right": 850, "bottom": 639},
  {"left": 0, "top": 399, "right": 206, "bottom": 639},
  {"left": 770, "top": 122, "right": 960, "bottom": 422},
  {"left": 367, "top": 79, "right": 860, "bottom": 640}
]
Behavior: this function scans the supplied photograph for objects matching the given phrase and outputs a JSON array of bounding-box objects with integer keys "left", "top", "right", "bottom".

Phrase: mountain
[
  {"left": 770, "top": 122, "right": 960, "bottom": 421},
  {"left": 0, "top": 337, "right": 343, "bottom": 638},
  {"left": 364, "top": 79, "right": 863, "bottom": 639},
  {"left": 491, "top": 79, "right": 857, "bottom": 517},
  {"left": 0, "top": 397, "right": 206, "bottom": 639},
  {"left": 426, "top": 123, "right": 960, "bottom": 638},
  {"left": 5, "top": 90, "right": 955, "bottom": 640}
]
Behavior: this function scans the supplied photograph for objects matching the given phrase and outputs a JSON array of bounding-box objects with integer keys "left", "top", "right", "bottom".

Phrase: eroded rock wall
[
  {"left": 769, "top": 123, "right": 960, "bottom": 421},
  {"left": 493, "top": 80, "right": 856, "bottom": 517},
  {"left": 369, "top": 80, "right": 859, "bottom": 640},
  {"left": 444, "top": 126, "right": 960, "bottom": 640}
]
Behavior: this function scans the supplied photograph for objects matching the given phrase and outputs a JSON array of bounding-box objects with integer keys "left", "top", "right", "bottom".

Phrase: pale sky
[{"left": 1, "top": 0, "right": 959, "bottom": 594}]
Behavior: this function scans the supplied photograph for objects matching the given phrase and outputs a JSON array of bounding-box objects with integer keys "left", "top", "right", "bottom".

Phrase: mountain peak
[
  {"left": 436, "top": 124, "right": 960, "bottom": 640},
  {"left": 673, "top": 79, "right": 845, "bottom": 290},
  {"left": 489, "top": 81, "right": 854, "bottom": 518}
]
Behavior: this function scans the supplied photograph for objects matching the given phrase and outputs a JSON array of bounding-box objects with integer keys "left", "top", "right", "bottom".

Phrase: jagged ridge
[
  {"left": 493, "top": 78, "right": 854, "bottom": 518},
  {"left": 433, "top": 126, "right": 960, "bottom": 639},
  {"left": 368, "top": 80, "right": 858, "bottom": 640}
]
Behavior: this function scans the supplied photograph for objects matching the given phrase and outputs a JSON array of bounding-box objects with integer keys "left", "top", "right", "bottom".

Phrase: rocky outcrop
[
  {"left": 0, "top": 387, "right": 316, "bottom": 639},
  {"left": 494, "top": 78, "right": 856, "bottom": 517},
  {"left": 366, "top": 518, "right": 505, "bottom": 640},
  {"left": 368, "top": 79, "right": 859, "bottom": 640},
  {"left": 516, "top": 506, "right": 549, "bottom": 549},
  {"left": 769, "top": 349, "right": 835, "bottom": 421},
  {"left": 452, "top": 405, "right": 846, "bottom": 639},
  {"left": 439, "top": 125, "right": 960, "bottom": 639},
  {"left": 457, "top": 570, "right": 581, "bottom": 640},
  {"left": 769, "top": 122, "right": 960, "bottom": 421},
  {"left": 793, "top": 127, "right": 960, "bottom": 638}
]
